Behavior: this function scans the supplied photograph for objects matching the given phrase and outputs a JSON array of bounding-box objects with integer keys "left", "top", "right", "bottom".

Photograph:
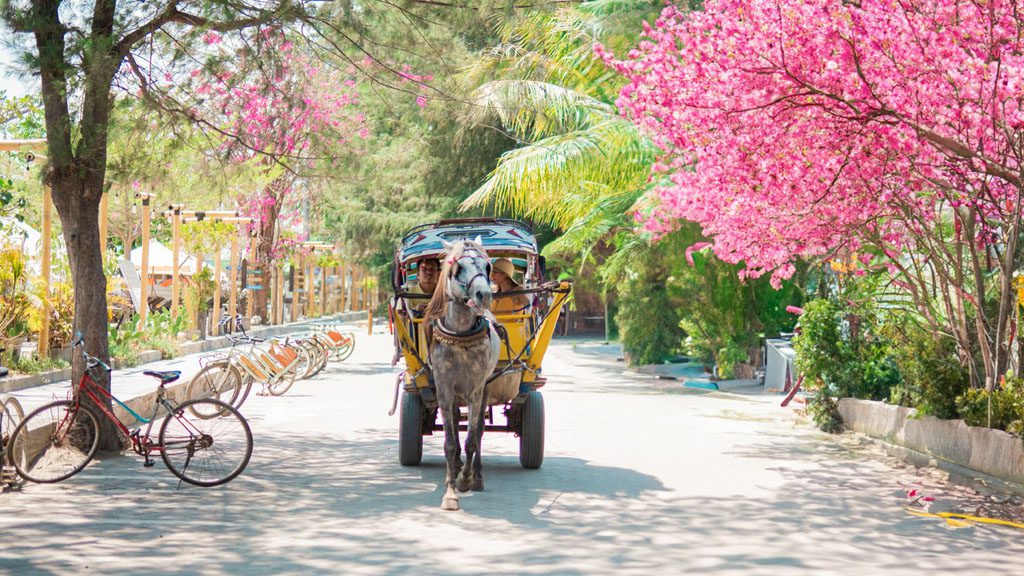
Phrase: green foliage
[
  {"left": 793, "top": 298, "right": 899, "bottom": 401},
  {"left": 0, "top": 245, "right": 31, "bottom": 343},
  {"left": 806, "top": 393, "right": 844, "bottom": 433},
  {"left": 661, "top": 225, "right": 802, "bottom": 376},
  {"left": 29, "top": 281, "right": 75, "bottom": 349},
  {"left": 181, "top": 221, "right": 235, "bottom": 256},
  {"left": 882, "top": 319, "right": 968, "bottom": 419},
  {"left": 145, "top": 309, "right": 188, "bottom": 339},
  {"left": 6, "top": 354, "right": 68, "bottom": 376},
  {"left": 189, "top": 267, "right": 216, "bottom": 314},
  {"left": 108, "top": 319, "right": 143, "bottom": 367},
  {"left": 956, "top": 377, "right": 1024, "bottom": 434},
  {"left": 616, "top": 280, "right": 682, "bottom": 366},
  {"left": 614, "top": 240, "right": 683, "bottom": 366},
  {"left": 0, "top": 177, "right": 27, "bottom": 223},
  {"left": 142, "top": 335, "right": 180, "bottom": 360}
]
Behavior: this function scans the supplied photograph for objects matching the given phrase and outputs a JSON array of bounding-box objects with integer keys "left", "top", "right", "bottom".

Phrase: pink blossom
[{"left": 603, "top": 1, "right": 1024, "bottom": 284}]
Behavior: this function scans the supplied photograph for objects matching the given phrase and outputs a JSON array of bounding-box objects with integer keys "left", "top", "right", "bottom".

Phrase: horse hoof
[
  {"left": 441, "top": 497, "right": 459, "bottom": 511},
  {"left": 456, "top": 476, "right": 472, "bottom": 493},
  {"left": 471, "top": 479, "right": 484, "bottom": 492}
]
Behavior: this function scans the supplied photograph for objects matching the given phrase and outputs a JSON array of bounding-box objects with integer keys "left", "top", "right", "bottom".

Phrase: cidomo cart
[{"left": 388, "top": 218, "right": 572, "bottom": 469}]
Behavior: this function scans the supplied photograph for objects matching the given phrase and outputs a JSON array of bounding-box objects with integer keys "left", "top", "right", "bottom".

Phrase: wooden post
[
  {"left": 170, "top": 205, "right": 183, "bottom": 317},
  {"left": 290, "top": 259, "right": 299, "bottom": 323},
  {"left": 98, "top": 190, "right": 109, "bottom": 255},
  {"left": 229, "top": 231, "right": 239, "bottom": 326},
  {"left": 275, "top": 267, "right": 285, "bottom": 325},
  {"left": 321, "top": 263, "right": 328, "bottom": 317},
  {"left": 38, "top": 185, "right": 53, "bottom": 358},
  {"left": 341, "top": 262, "right": 347, "bottom": 313},
  {"left": 306, "top": 258, "right": 314, "bottom": 317},
  {"left": 138, "top": 194, "right": 152, "bottom": 329},
  {"left": 212, "top": 243, "right": 223, "bottom": 335},
  {"left": 339, "top": 262, "right": 348, "bottom": 311},
  {"left": 349, "top": 266, "right": 358, "bottom": 311}
]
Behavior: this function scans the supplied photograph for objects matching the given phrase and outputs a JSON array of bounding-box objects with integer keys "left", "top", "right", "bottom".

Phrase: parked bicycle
[
  {"left": 1, "top": 395, "right": 24, "bottom": 487},
  {"left": 7, "top": 335, "right": 253, "bottom": 487},
  {"left": 186, "top": 324, "right": 263, "bottom": 416}
]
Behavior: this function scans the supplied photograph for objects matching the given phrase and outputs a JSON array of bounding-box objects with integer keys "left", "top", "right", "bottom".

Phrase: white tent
[
  {"left": 130, "top": 239, "right": 197, "bottom": 276},
  {"left": 1, "top": 217, "right": 42, "bottom": 257}
]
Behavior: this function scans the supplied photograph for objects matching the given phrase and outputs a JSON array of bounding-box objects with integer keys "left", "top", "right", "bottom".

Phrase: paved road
[{"left": 1, "top": 328, "right": 1022, "bottom": 575}]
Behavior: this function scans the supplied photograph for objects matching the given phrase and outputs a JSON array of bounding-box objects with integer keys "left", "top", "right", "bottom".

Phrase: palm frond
[
  {"left": 461, "top": 118, "right": 656, "bottom": 229},
  {"left": 577, "top": 0, "right": 663, "bottom": 17},
  {"left": 468, "top": 79, "right": 615, "bottom": 140}
]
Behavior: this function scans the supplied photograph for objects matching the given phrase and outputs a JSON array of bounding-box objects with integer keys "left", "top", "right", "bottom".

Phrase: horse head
[{"left": 435, "top": 236, "right": 493, "bottom": 313}]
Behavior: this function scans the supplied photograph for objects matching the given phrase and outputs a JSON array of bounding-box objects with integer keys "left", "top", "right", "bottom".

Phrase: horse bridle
[{"left": 446, "top": 249, "right": 491, "bottom": 303}]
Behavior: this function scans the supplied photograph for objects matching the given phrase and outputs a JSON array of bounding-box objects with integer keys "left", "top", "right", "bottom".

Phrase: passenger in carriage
[
  {"left": 405, "top": 257, "right": 440, "bottom": 315},
  {"left": 490, "top": 257, "right": 530, "bottom": 314}
]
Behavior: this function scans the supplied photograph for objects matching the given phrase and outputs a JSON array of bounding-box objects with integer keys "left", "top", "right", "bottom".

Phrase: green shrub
[
  {"left": 882, "top": 319, "right": 968, "bottom": 419},
  {"left": 143, "top": 335, "right": 180, "bottom": 360},
  {"left": 793, "top": 298, "right": 899, "bottom": 402},
  {"left": 807, "top": 393, "right": 843, "bottom": 433},
  {"left": 7, "top": 354, "right": 68, "bottom": 375},
  {"left": 956, "top": 377, "right": 1024, "bottom": 434},
  {"left": 617, "top": 281, "right": 682, "bottom": 366}
]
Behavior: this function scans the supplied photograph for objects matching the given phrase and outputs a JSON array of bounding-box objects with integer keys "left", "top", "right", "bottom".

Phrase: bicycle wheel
[
  {"left": 288, "top": 343, "right": 313, "bottom": 381},
  {"left": 233, "top": 372, "right": 255, "bottom": 410},
  {"left": 9, "top": 400, "right": 100, "bottom": 483},
  {"left": 298, "top": 342, "right": 319, "bottom": 379},
  {"left": 307, "top": 340, "right": 327, "bottom": 376},
  {"left": 1, "top": 397, "right": 25, "bottom": 465},
  {"left": 186, "top": 363, "right": 241, "bottom": 418},
  {"left": 266, "top": 360, "right": 298, "bottom": 396},
  {"left": 312, "top": 338, "right": 330, "bottom": 375},
  {"left": 159, "top": 399, "right": 253, "bottom": 487},
  {"left": 333, "top": 337, "right": 355, "bottom": 362}
]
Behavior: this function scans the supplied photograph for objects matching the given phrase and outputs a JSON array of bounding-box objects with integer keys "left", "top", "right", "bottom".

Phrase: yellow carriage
[{"left": 389, "top": 218, "right": 572, "bottom": 468}]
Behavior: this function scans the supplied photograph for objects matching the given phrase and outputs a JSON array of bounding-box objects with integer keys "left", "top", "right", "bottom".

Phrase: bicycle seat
[{"left": 143, "top": 370, "right": 181, "bottom": 384}]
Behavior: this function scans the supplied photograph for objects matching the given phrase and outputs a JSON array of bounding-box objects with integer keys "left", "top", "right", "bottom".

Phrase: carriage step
[{"left": 1, "top": 466, "right": 19, "bottom": 486}]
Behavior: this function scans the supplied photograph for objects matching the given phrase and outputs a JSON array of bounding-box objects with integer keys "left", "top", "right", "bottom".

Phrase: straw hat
[{"left": 492, "top": 258, "right": 516, "bottom": 279}]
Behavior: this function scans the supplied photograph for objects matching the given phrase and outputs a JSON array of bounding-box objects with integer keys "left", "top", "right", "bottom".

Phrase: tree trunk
[
  {"left": 49, "top": 170, "right": 122, "bottom": 451},
  {"left": 252, "top": 178, "right": 286, "bottom": 323}
]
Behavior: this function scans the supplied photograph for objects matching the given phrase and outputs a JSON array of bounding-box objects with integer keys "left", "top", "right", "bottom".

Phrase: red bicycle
[{"left": 7, "top": 335, "right": 253, "bottom": 487}]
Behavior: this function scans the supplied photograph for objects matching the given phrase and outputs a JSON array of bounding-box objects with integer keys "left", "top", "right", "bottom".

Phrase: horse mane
[{"left": 423, "top": 240, "right": 482, "bottom": 323}]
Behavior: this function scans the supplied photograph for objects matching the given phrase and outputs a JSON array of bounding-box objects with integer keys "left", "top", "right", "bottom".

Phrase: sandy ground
[{"left": 1, "top": 327, "right": 1022, "bottom": 575}]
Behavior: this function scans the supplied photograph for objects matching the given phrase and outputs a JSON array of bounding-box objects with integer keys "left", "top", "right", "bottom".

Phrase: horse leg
[
  {"left": 469, "top": 402, "right": 486, "bottom": 491},
  {"left": 441, "top": 403, "right": 461, "bottom": 511},
  {"left": 457, "top": 388, "right": 487, "bottom": 492}
]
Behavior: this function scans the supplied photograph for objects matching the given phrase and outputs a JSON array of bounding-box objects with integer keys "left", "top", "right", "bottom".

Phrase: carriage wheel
[
  {"left": 519, "top": 391, "right": 545, "bottom": 469},
  {"left": 399, "top": 391, "right": 425, "bottom": 466}
]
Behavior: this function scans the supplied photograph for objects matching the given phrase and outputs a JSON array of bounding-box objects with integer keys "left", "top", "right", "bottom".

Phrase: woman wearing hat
[{"left": 491, "top": 257, "right": 530, "bottom": 314}]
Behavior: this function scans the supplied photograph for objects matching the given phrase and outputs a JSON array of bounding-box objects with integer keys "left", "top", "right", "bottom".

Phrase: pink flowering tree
[
  {"left": 187, "top": 30, "right": 366, "bottom": 317},
  {"left": 600, "top": 1, "right": 1024, "bottom": 388}
]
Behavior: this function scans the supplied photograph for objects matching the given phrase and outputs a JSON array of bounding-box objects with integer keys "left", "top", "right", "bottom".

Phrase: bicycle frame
[{"left": 71, "top": 370, "right": 183, "bottom": 458}]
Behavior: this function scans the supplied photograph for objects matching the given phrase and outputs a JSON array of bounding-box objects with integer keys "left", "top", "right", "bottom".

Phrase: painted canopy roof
[{"left": 397, "top": 218, "right": 537, "bottom": 263}]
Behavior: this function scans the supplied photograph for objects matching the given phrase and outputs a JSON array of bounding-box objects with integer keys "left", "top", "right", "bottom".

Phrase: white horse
[{"left": 423, "top": 238, "right": 500, "bottom": 511}]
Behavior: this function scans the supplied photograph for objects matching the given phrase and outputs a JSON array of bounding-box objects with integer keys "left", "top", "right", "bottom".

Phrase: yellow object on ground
[{"left": 903, "top": 507, "right": 1024, "bottom": 530}]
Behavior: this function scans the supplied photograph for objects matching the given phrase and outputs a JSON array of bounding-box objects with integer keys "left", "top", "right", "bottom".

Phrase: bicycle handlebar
[{"left": 71, "top": 334, "right": 112, "bottom": 373}]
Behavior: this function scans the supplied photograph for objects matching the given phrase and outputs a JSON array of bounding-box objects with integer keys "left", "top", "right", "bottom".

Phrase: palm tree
[{"left": 459, "top": 4, "right": 662, "bottom": 266}]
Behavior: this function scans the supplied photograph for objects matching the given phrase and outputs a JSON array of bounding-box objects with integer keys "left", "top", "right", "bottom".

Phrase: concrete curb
[
  {"left": 0, "top": 311, "right": 368, "bottom": 394},
  {"left": 838, "top": 398, "right": 1024, "bottom": 488}
]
